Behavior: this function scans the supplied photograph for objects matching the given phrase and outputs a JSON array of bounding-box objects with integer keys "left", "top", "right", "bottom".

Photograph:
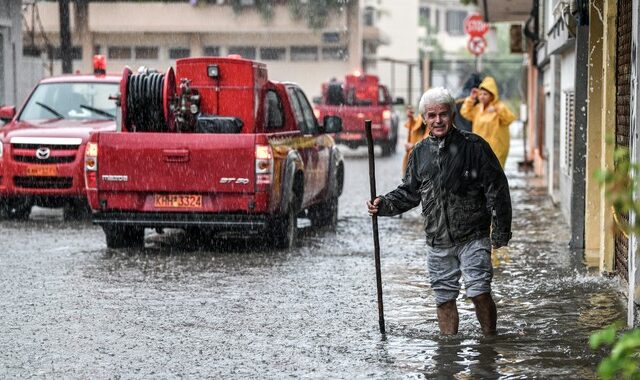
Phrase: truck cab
[{"left": 0, "top": 57, "right": 119, "bottom": 220}]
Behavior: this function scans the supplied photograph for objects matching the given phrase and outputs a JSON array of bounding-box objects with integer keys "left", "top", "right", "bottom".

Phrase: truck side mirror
[
  {"left": 393, "top": 97, "right": 405, "bottom": 106},
  {"left": 312, "top": 96, "right": 321, "bottom": 105},
  {"left": 0, "top": 106, "right": 16, "bottom": 123},
  {"left": 322, "top": 115, "right": 342, "bottom": 134}
]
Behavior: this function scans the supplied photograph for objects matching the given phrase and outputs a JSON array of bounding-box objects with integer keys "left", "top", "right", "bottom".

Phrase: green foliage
[
  {"left": 590, "top": 322, "right": 640, "bottom": 380},
  {"left": 596, "top": 145, "right": 638, "bottom": 236},
  {"left": 593, "top": 146, "right": 640, "bottom": 379},
  {"left": 459, "top": 0, "right": 478, "bottom": 4},
  {"left": 228, "top": 0, "right": 349, "bottom": 29}
]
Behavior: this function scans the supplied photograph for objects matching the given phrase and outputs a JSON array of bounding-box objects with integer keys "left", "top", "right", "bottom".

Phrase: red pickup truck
[
  {"left": 86, "top": 57, "right": 344, "bottom": 249},
  {"left": 314, "top": 73, "right": 401, "bottom": 156},
  {"left": 0, "top": 61, "right": 119, "bottom": 220}
]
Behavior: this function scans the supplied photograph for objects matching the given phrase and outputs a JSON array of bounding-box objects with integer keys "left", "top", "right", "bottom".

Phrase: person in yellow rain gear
[
  {"left": 460, "top": 76, "right": 516, "bottom": 168},
  {"left": 402, "top": 105, "right": 431, "bottom": 175}
]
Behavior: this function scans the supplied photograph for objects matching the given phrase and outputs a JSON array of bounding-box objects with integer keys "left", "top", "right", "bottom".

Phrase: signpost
[{"left": 464, "top": 13, "right": 489, "bottom": 71}]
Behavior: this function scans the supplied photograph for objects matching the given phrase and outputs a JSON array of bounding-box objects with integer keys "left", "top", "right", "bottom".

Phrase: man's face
[{"left": 424, "top": 103, "right": 453, "bottom": 138}]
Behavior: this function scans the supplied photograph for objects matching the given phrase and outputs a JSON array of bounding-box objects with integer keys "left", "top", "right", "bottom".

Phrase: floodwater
[{"left": 0, "top": 134, "right": 625, "bottom": 378}]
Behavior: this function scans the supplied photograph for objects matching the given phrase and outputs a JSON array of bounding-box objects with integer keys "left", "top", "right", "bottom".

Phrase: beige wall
[{"left": 24, "top": 1, "right": 362, "bottom": 97}]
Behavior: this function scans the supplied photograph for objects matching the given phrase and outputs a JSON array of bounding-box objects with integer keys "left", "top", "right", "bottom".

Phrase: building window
[
  {"left": 135, "top": 47, "right": 158, "bottom": 59},
  {"left": 321, "top": 47, "right": 347, "bottom": 61},
  {"left": 260, "top": 47, "right": 286, "bottom": 61},
  {"left": 169, "top": 48, "right": 190, "bottom": 59},
  {"left": 446, "top": 10, "right": 466, "bottom": 35},
  {"left": 204, "top": 46, "right": 220, "bottom": 56},
  {"left": 290, "top": 46, "right": 318, "bottom": 61},
  {"left": 419, "top": 6, "right": 430, "bottom": 27},
  {"left": 108, "top": 46, "right": 131, "bottom": 59},
  {"left": 228, "top": 46, "right": 256, "bottom": 59},
  {"left": 47, "top": 46, "right": 83, "bottom": 60},
  {"left": 322, "top": 32, "right": 341, "bottom": 44},
  {"left": 563, "top": 90, "right": 575, "bottom": 173},
  {"left": 435, "top": 9, "right": 440, "bottom": 32},
  {"left": 363, "top": 6, "right": 375, "bottom": 26}
]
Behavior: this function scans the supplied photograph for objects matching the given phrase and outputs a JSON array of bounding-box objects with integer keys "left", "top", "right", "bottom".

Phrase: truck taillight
[
  {"left": 84, "top": 142, "right": 98, "bottom": 189},
  {"left": 255, "top": 145, "right": 273, "bottom": 188}
]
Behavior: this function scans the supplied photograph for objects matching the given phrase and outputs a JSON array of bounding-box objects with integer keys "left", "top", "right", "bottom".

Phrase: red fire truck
[
  {"left": 0, "top": 56, "right": 119, "bottom": 220},
  {"left": 85, "top": 56, "right": 344, "bottom": 249},
  {"left": 313, "top": 72, "right": 401, "bottom": 156}
]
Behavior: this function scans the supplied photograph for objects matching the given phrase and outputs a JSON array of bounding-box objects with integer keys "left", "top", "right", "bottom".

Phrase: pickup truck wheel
[
  {"left": 381, "top": 136, "right": 397, "bottom": 156},
  {"left": 63, "top": 201, "right": 91, "bottom": 221},
  {"left": 1, "top": 199, "right": 32, "bottom": 220},
  {"left": 103, "top": 225, "right": 145, "bottom": 249},
  {"left": 309, "top": 196, "right": 338, "bottom": 230},
  {"left": 273, "top": 202, "right": 298, "bottom": 249}
]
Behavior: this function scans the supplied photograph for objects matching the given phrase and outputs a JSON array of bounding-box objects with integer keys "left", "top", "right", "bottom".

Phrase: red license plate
[{"left": 154, "top": 194, "right": 203, "bottom": 209}]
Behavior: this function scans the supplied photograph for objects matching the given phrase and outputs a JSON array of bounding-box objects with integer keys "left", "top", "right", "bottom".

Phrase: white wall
[
  {"left": 374, "top": 0, "right": 420, "bottom": 103},
  {"left": 0, "top": 0, "right": 22, "bottom": 106},
  {"left": 559, "top": 47, "right": 576, "bottom": 222}
]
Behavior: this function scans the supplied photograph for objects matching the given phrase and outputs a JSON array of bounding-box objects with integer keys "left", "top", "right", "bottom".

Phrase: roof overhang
[{"left": 480, "top": 0, "right": 532, "bottom": 23}]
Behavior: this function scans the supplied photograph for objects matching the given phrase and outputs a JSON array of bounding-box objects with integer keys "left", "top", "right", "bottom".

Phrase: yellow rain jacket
[
  {"left": 402, "top": 114, "right": 430, "bottom": 174},
  {"left": 460, "top": 76, "right": 516, "bottom": 167}
]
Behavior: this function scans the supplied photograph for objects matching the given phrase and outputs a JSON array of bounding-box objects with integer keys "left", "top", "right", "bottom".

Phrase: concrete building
[
  {"left": 23, "top": 0, "right": 373, "bottom": 99},
  {"left": 0, "top": 0, "right": 24, "bottom": 107}
]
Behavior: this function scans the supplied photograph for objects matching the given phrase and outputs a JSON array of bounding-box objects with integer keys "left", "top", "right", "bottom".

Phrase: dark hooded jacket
[{"left": 378, "top": 127, "right": 512, "bottom": 248}]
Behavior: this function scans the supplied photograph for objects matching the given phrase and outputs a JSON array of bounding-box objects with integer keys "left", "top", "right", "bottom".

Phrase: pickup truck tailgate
[{"left": 97, "top": 132, "right": 256, "bottom": 193}]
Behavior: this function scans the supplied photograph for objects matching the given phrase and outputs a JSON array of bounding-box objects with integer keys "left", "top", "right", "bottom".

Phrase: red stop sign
[{"left": 464, "top": 13, "right": 489, "bottom": 37}]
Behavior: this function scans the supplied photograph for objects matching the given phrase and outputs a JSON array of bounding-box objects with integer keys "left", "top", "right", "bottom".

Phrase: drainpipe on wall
[
  {"left": 570, "top": 0, "right": 589, "bottom": 251},
  {"left": 629, "top": 0, "right": 640, "bottom": 327}
]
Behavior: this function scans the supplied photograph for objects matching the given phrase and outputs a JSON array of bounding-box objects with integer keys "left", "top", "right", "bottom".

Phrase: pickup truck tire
[
  {"left": 0, "top": 199, "right": 32, "bottom": 220},
  {"left": 63, "top": 201, "right": 91, "bottom": 221},
  {"left": 381, "top": 138, "right": 397, "bottom": 157},
  {"left": 272, "top": 201, "right": 298, "bottom": 249},
  {"left": 309, "top": 196, "right": 338, "bottom": 229},
  {"left": 103, "top": 225, "right": 145, "bottom": 249}
]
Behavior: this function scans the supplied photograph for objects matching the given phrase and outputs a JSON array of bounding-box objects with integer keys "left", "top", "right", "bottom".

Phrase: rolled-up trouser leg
[
  {"left": 459, "top": 237, "right": 493, "bottom": 298},
  {"left": 427, "top": 245, "right": 462, "bottom": 306}
]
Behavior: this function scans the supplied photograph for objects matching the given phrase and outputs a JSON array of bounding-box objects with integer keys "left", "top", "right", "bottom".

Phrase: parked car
[
  {"left": 0, "top": 56, "right": 119, "bottom": 220},
  {"left": 86, "top": 56, "right": 344, "bottom": 248}
]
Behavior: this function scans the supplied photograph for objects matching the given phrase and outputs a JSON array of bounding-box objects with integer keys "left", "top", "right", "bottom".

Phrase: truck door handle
[{"left": 163, "top": 149, "right": 190, "bottom": 163}]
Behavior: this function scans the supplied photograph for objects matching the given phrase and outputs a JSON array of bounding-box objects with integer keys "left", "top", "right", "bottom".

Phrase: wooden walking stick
[{"left": 365, "top": 119, "right": 386, "bottom": 335}]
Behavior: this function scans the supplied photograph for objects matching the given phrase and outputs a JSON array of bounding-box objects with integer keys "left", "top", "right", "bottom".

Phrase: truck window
[
  {"left": 294, "top": 89, "right": 319, "bottom": 134},
  {"left": 378, "top": 86, "right": 390, "bottom": 106},
  {"left": 287, "top": 87, "right": 310, "bottom": 134},
  {"left": 19, "top": 82, "right": 118, "bottom": 121},
  {"left": 265, "top": 90, "right": 284, "bottom": 129}
]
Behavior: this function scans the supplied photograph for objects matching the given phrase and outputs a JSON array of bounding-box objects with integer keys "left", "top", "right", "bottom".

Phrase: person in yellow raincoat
[
  {"left": 402, "top": 105, "right": 431, "bottom": 175},
  {"left": 460, "top": 76, "right": 516, "bottom": 168}
]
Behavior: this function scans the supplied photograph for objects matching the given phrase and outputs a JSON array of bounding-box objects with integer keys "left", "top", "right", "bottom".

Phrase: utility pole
[{"left": 59, "top": 0, "right": 72, "bottom": 73}]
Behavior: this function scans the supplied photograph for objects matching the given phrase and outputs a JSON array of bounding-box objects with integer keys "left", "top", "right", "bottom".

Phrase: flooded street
[{"left": 0, "top": 136, "right": 625, "bottom": 378}]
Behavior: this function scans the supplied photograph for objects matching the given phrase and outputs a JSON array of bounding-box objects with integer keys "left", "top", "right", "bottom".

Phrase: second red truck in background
[{"left": 313, "top": 73, "right": 402, "bottom": 156}]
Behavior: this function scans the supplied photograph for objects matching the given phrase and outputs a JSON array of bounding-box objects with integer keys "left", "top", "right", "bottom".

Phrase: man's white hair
[{"left": 418, "top": 87, "right": 456, "bottom": 115}]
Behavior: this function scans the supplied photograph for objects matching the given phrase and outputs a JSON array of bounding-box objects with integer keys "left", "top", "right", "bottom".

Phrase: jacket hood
[{"left": 478, "top": 76, "right": 499, "bottom": 102}]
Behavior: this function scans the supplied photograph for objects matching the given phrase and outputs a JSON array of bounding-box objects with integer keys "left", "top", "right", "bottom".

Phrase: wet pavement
[{"left": 0, "top": 131, "right": 626, "bottom": 379}]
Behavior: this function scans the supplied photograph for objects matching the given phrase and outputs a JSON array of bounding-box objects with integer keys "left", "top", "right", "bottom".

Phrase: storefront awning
[{"left": 480, "top": 0, "right": 532, "bottom": 23}]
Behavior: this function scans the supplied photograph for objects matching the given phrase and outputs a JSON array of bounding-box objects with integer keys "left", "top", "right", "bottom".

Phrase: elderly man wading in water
[{"left": 367, "top": 87, "right": 512, "bottom": 336}]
